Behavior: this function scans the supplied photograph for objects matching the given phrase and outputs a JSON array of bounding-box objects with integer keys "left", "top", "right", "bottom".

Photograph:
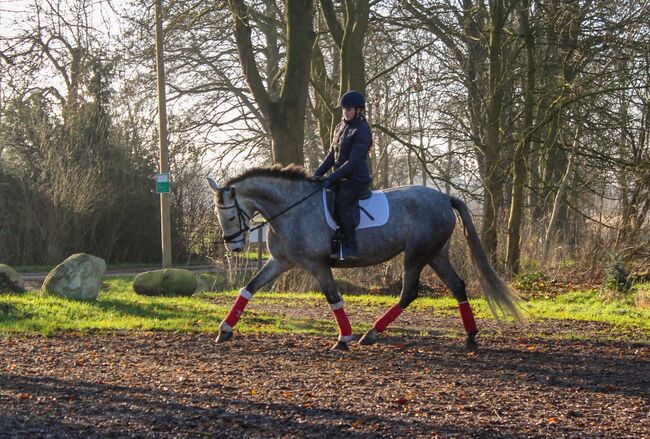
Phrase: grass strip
[{"left": 1, "top": 277, "right": 648, "bottom": 340}]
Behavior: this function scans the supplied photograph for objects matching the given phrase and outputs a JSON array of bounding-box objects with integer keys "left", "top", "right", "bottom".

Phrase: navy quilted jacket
[{"left": 314, "top": 115, "right": 372, "bottom": 184}]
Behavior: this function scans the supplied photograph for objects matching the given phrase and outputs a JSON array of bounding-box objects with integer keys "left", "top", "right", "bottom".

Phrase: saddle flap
[
  {"left": 323, "top": 189, "right": 389, "bottom": 231},
  {"left": 325, "top": 189, "right": 360, "bottom": 228}
]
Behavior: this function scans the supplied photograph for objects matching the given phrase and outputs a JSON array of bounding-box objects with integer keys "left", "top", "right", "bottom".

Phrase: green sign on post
[{"left": 156, "top": 173, "right": 170, "bottom": 193}]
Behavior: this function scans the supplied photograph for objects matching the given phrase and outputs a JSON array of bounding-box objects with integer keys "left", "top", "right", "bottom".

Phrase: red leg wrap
[
  {"left": 374, "top": 304, "right": 403, "bottom": 333},
  {"left": 223, "top": 294, "right": 250, "bottom": 328},
  {"left": 332, "top": 307, "right": 352, "bottom": 338},
  {"left": 458, "top": 301, "right": 478, "bottom": 334}
]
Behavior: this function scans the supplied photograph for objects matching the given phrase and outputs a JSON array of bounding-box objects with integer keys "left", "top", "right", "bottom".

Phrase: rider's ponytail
[{"left": 358, "top": 111, "right": 374, "bottom": 151}]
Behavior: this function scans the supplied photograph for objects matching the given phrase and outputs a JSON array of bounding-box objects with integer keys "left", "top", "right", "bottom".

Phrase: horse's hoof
[
  {"left": 331, "top": 341, "right": 349, "bottom": 351},
  {"left": 464, "top": 332, "right": 478, "bottom": 352},
  {"left": 358, "top": 328, "right": 378, "bottom": 345},
  {"left": 216, "top": 330, "right": 233, "bottom": 344}
]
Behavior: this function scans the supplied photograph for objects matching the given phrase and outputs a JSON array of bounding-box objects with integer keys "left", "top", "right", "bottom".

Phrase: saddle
[
  {"left": 325, "top": 187, "right": 368, "bottom": 261},
  {"left": 324, "top": 187, "right": 373, "bottom": 229},
  {"left": 322, "top": 187, "right": 390, "bottom": 231}
]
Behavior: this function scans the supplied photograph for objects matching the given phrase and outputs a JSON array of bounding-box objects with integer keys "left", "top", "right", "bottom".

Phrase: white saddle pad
[{"left": 323, "top": 189, "right": 389, "bottom": 231}]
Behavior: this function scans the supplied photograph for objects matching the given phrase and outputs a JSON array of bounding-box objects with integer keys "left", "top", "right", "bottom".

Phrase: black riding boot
[
  {"left": 338, "top": 210, "right": 359, "bottom": 261},
  {"left": 330, "top": 180, "right": 365, "bottom": 261},
  {"left": 342, "top": 235, "right": 359, "bottom": 260},
  {"left": 330, "top": 234, "right": 359, "bottom": 260}
]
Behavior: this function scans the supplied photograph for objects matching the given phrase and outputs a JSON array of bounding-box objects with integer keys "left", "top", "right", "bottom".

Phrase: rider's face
[{"left": 342, "top": 106, "right": 356, "bottom": 121}]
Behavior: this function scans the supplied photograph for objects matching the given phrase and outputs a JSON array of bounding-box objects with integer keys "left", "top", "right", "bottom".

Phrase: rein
[{"left": 219, "top": 185, "right": 323, "bottom": 244}]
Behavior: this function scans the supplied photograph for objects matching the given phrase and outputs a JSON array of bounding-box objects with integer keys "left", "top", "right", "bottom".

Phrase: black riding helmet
[{"left": 339, "top": 90, "right": 365, "bottom": 108}]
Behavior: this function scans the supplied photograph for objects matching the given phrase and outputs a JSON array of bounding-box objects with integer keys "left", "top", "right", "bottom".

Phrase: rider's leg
[
  {"left": 359, "top": 255, "right": 427, "bottom": 345},
  {"left": 429, "top": 250, "right": 478, "bottom": 351},
  {"left": 338, "top": 213, "right": 358, "bottom": 258},
  {"left": 334, "top": 181, "right": 362, "bottom": 259},
  {"left": 218, "top": 258, "right": 292, "bottom": 338}
]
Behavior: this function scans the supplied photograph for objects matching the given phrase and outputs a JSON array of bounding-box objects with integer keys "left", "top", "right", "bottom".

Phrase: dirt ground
[{"left": 1, "top": 307, "right": 649, "bottom": 438}]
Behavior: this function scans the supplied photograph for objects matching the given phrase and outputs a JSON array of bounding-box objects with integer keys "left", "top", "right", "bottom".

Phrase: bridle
[
  {"left": 217, "top": 193, "right": 252, "bottom": 244},
  {"left": 217, "top": 184, "right": 323, "bottom": 245}
]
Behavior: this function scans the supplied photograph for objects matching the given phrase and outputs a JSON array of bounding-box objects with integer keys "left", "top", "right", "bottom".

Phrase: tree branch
[
  {"left": 227, "top": 0, "right": 272, "bottom": 118},
  {"left": 366, "top": 41, "right": 434, "bottom": 86},
  {"left": 319, "top": 0, "right": 343, "bottom": 48}
]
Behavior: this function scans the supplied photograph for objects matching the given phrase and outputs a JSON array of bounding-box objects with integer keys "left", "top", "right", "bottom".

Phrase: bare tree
[{"left": 228, "top": 0, "right": 314, "bottom": 165}]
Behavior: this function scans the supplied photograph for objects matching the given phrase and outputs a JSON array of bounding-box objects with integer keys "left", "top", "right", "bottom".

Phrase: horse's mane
[{"left": 225, "top": 164, "right": 312, "bottom": 186}]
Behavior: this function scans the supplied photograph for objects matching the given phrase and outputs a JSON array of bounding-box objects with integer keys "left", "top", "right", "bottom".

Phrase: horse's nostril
[{"left": 231, "top": 247, "right": 243, "bottom": 253}]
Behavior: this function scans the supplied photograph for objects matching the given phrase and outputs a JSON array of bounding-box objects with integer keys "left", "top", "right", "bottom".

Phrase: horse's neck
[{"left": 239, "top": 177, "right": 308, "bottom": 220}]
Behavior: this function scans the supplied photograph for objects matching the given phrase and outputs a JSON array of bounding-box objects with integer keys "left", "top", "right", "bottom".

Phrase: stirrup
[
  {"left": 330, "top": 245, "right": 344, "bottom": 260},
  {"left": 332, "top": 242, "right": 359, "bottom": 261}
]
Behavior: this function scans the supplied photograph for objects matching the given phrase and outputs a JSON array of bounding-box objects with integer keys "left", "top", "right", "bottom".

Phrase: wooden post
[
  {"left": 155, "top": 0, "right": 172, "bottom": 268},
  {"left": 257, "top": 226, "right": 264, "bottom": 271}
]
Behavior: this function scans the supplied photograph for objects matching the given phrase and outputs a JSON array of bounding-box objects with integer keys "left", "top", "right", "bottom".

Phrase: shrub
[
  {"left": 604, "top": 255, "right": 631, "bottom": 293},
  {"left": 513, "top": 271, "right": 550, "bottom": 292}
]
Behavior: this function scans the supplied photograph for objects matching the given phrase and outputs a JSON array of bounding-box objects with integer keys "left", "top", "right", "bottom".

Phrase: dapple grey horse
[{"left": 208, "top": 165, "right": 520, "bottom": 351}]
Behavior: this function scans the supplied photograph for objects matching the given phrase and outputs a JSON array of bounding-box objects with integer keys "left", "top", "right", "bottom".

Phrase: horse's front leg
[
  {"left": 216, "top": 257, "right": 292, "bottom": 343},
  {"left": 305, "top": 263, "right": 353, "bottom": 351}
]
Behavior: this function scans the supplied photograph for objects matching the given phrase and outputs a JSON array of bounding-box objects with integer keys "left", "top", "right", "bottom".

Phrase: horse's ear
[
  {"left": 207, "top": 177, "right": 220, "bottom": 192},
  {"left": 230, "top": 186, "right": 236, "bottom": 197}
]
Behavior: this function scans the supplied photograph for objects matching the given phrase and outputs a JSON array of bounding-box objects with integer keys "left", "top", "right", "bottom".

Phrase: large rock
[
  {"left": 133, "top": 269, "right": 197, "bottom": 297},
  {"left": 0, "top": 264, "right": 25, "bottom": 293},
  {"left": 41, "top": 253, "right": 106, "bottom": 300}
]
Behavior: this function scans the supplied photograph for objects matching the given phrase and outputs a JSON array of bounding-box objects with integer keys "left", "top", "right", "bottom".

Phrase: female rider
[{"left": 314, "top": 90, "right": 373, "bottom": 261}]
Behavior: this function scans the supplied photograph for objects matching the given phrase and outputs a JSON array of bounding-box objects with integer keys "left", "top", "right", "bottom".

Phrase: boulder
[
  {"left": 41, "top": 253, "right": 106, "bottom": 300},
  {"left": 0, "top": 264, "right": 25, "bottom": 293},
  {"left": 133, "top": 269, "right": 197, "bottom": 297}
]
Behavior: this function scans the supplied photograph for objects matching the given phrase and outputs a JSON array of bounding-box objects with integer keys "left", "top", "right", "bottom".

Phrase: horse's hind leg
[
  {"left": 429, "top": 250, "right": 479, "bottom": 352},
  {"left": 358, "top": 254, "right": 428, "bottom": 345}
]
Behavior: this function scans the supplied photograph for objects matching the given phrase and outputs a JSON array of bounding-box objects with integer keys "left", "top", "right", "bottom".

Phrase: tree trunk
[
  {"left": 269, "top": 105, "right": 306, "bottom": 165},
  {"left": 228, "top": 0, "right": 314, "bottom": 166},
  {"left": 506, "top": 0, "right": 535, "bottom": 276},
  {"left": 339, "top": 0, "right": 368, "bottom": 94},
  {"left": 310, "top": 41, "right": 336, "bottom": 152},
  {"left": 542, "top": 122, "right": 581, "bottom": 262},
  {"left": 317, "top": 0, "right": 370, "bottom": 141},
  {"left": 481, "top": 0, "right": 507, "bottom": 265}
]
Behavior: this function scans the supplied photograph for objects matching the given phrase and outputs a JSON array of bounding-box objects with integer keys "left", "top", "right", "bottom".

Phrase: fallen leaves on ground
[{"left": 0, "top": 320, "right": 648, "bottom": 438}]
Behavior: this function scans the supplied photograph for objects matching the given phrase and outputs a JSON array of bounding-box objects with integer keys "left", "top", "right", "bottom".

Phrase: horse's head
[{"left": 207, "top": 177, "right": 252, "bottom": 253}]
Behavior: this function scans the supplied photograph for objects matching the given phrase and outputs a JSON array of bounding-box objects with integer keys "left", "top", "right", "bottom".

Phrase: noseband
[{"left": 217, "top": 194, "right": 251, "bottom": 244}]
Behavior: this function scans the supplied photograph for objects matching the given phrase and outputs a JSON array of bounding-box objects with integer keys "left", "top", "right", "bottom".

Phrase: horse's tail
[{"left": 450, "top": 196, "right": 522, "bottom": 321}]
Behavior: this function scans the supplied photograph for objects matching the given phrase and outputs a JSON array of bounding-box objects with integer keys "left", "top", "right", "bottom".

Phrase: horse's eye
[{"left": 227, "top": 216, "right": 236, "bottom": 221}]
